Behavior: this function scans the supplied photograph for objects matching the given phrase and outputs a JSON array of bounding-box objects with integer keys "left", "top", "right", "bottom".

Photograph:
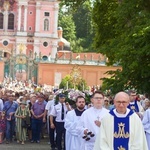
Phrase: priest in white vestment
[
  {"left": 77, "top": 91, "right": 109, "bottom": 150},
  {"left": 64, "top": 95, "right": 86, "bottom": 150},
  {"left": 94, "top": 92, "right": 148, "bottom": 150},
  {"left": 142, "top": 102, "right": 150, "bottom": 150}
]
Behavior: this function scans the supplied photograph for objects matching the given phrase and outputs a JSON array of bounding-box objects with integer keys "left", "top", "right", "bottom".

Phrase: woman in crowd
[
  {"left": 0, "top": 111, "right": 6, "bottom": 143},
  {"left": 27, "top": 94, "right": 37, "bottom": 141},
  {"left": 15, "top": 100, "right": 30, "bottom": 145}
]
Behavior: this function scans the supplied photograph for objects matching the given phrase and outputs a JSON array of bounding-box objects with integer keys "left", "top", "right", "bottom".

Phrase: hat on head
[
  {"left": 20, "top": 100, "right": 27, "bottom": 105},
  {"left": 59, "top": 93, "right": 66, "bottom": 98},
  {"left": 49, "top": 95, "right": 54, "bottom": 100}
]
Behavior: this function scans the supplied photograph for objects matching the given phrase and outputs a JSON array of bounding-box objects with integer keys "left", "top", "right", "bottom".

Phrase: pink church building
[
  {"left": 0, "top": 0, "right": 120, "bottom": 86},
  {"left": 0, "top": 0, "right": 59, "bottom": 59}
]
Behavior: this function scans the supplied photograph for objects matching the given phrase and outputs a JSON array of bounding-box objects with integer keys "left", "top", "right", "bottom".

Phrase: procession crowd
[{"left": 0, "top": 79, "right": 149, "bottom": 150}]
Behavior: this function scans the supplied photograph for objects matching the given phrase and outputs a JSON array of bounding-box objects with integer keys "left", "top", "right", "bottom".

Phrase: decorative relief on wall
[{"left": 0, "top": 0, "right": 15, "bottom": 11}]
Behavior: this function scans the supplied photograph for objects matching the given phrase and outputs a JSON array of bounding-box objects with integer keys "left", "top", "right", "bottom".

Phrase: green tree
[
  {"left": 59, "top": 0, "right": 95, "bottom": 52},
  {"left": 58, "top": 11, "right": 76, "bottom": 41},
  {"left": 60, "top": 0, "right": 150, "bottom": 94},
  {"left": 59, "top": 75, "right": 88, "bottom": 91},
  {"left": 72, "top": 0, "right": 95, "bottom": 51},
  {"left": 58, "top": 8, "right": 85, "bottom": 52},
  {"left": 93, "top": 0, "right": 150, "bottom": 94},
  {"left": 60, "top": 0, "right": 87, "bottom": 9}
]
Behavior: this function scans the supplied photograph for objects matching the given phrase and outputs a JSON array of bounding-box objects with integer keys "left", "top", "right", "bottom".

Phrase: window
[
  {"left": 29, "top": 11, "right": 32, "bottom": 15},
  {"left": 3, "top": 40, "right": 8, "bottom": 46},
  {"left": 0, "top": 13, "right": 3, "bottom": 29},
  {"left": 44, "top": 19, "right": 49, "bottom": 31},
  {"left": 43, "top": 42, "right": 48, "bottom": 47},
  {"left": 29, "top": 27, "right": 32, "bottom": 30},
  {"left": 44, "top": 12, "right": 49, "bottom": 16},
  {"left": 8, "top": 13, "right": 14, "bottom": 30}
]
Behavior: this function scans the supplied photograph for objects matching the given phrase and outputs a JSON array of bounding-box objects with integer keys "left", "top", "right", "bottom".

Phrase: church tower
[{"left": 0, "top": 0, "right": 59, "bottom": 59}]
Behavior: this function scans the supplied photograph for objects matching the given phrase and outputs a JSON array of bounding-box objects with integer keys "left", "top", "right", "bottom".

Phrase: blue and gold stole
[
  {"left": 127, "top": 100, "right": 139, "bottom": 112},
  {"left": 109, "top": 109, "right": 133, "bottom": 150}
]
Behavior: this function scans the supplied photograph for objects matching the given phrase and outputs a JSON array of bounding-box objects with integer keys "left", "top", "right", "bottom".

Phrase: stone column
[
  {"left": 4, "top": 11, "right": 8, "bottom": 32},
  {"left": 17, "top": 5, "right": 22, "bottom": 31},
  {"left": 53, "top": 3, "right": 59, "bottom": 37},
  {"left": 35, "top": 2, "right": 41, "bottom": 32},
  {"left": 34, "top": 39, "right": 40, "bottom": 57},
  {"left": 51, "top": 41, "right": 58, "bottom": 59},
  {"left": 24, "top": 5, "right": 27, "bottom": 32}
]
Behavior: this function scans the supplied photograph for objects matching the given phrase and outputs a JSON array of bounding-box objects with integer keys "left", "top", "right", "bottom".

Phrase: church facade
[
  {"left": 0, "top": 0, "right": 121, "bottom": 86},
  {"left": 0, "top": 0, "right": 59, "bottom": 59},
  {"left": 0, "top": 0, "right": 60, "bottom": 81}
]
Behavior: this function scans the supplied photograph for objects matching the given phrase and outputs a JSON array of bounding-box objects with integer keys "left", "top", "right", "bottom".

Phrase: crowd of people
[{"left": 0, "top": 78, "right": 149, "bottom": 150}]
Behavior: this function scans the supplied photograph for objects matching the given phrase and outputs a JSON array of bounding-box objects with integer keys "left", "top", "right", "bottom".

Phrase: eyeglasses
[
  {"left": 93, "top": 97, "right": 104, "bottom": 100},
  {"left": 115, "top": 101, "right": 128, "bottom": 105},
  {"left": 104, "top": 100, "right": 109, "bottom": 102}
]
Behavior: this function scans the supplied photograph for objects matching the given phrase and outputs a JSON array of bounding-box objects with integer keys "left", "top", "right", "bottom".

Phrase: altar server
[
  {"left": 65, "top": 95, "right": 86, "bottom": 150},
  {"left": 77, "top": 91, "right": 109, "bottom": 150},
  {"left": 94, "top": 91, "right": 148, "bottom": 150}
]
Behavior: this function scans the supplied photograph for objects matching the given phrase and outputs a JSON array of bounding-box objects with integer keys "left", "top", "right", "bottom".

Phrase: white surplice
[
  {"left": 94, "top": 108, "right": 148, "bottom": 150},
  {"left": 64, "top": 109, "right": 83, "bottom": 150},
  {"left": 142, "top": 108, "right": 150, "bottom": 150},
  {"left": 77, "top": 107, "right": 109, "bottom": 150}
]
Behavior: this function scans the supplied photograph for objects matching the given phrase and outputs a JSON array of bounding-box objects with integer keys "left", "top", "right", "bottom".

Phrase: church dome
[
  {"left": 58, "top": 27, "right": 62, "bottom": 30},
  {"left": 57, "top": 27, "right": 71, "bottom": 51}
]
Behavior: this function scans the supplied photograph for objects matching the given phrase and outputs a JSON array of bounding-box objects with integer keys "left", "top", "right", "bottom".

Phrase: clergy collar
[
  {"left": 75, "top": 108, "right": 85, "bottom": 116},
  {"left": 113, "top": 108, "right": 130, "bottom": 118},
  {"left": 130, "top": 101, "right": 135, "bottom": 104},
  {"left": 93, "top": 107, "right": 102, "bottom": 112},
  {"left": 59, "top": 102, "right": 65, "bottom": 105},
  {"left": 93, "top": 106, "right": 103, "bottom": 109}
]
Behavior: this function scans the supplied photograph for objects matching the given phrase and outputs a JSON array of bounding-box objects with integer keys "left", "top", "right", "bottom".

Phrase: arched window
[
  {"left": 0, "top": 13, "right": 4, "bottom": 29},
  {"left": 8, "top": 13, "right": 14, "bottom": 30},
  {"left": 44, "top": 19, "right": 49, "bottom": 31}
]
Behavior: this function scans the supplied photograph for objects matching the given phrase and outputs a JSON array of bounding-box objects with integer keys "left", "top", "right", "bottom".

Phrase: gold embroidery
[
  {"left": 114, "top": 122, "right": 129, "bottom": 138},
  {"left": 118, "top": 145, "right": 126, "bottom": 150},
  {"left": 131, "top": 106, "right": 135, "bottom": 110}
]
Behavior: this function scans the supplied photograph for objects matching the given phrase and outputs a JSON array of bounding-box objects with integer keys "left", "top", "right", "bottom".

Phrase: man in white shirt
[
  {"left": 65, "top": 95, "right": 86, "bottom": 150},
  {"left": 50, "top": 94, "right": 71, "bottom": 150},
  {"left": 43, "top": 94, "right": 56, "bottom": 149},
  {"left": 94, "top": 91, "right": 148, "bottom": 150},
  {"left": 77, "top": 91, "right": 109, "bottom": 150}
]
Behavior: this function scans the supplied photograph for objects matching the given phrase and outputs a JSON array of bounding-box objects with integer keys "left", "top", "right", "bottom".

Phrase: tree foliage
[
  {"left": 59, "top": 75, "right": 88, "bottom": 91},
  {"left": 58, "top": 11, "right": 76, "bottom": 41},
  {"left": 59, "top": 0, "right": 95, "bottom": 52},
  {"left": 60, "top": 0, "right": 150, "bottom": 94},
  {"left": 72, "top": 1, "right": 95, "bottom": 51},
  {"left": 60, "top": 0, "right": 87, "bottom": 9},
  {"left": 93, "top": 0, "right": 150, "bottom": 94}
]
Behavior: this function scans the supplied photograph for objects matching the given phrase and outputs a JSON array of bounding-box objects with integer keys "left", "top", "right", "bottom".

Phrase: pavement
[{"left": 0, "top": 137, "right": 51, "bottom": 150}]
